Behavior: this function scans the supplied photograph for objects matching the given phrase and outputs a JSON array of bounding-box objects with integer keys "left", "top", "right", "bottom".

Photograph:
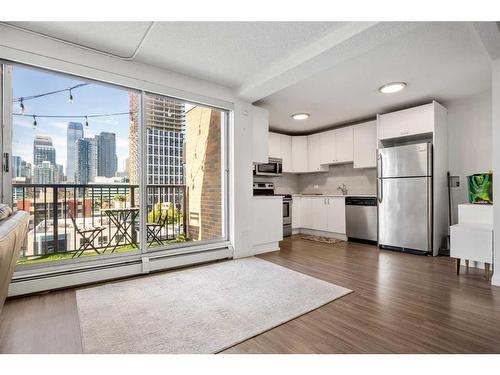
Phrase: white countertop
[{"left": 253, "top": 195, "right": 283, "bottom": 199}]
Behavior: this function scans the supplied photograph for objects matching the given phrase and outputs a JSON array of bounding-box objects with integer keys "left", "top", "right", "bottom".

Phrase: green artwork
[{"left": 467, "top": 173, "right": 493, "bottom": 204}]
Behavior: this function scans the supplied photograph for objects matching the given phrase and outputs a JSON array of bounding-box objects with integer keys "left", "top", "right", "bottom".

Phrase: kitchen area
[{"left": 251, "top": 101, "right": 448, "bottom": 258}]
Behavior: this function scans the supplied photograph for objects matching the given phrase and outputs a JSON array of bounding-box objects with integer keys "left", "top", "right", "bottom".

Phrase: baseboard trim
[
  {"left": 491, "top": 273, "right": 500, "bottom": 287},
  {"left": 252, "top": 242, "right": 280, "bottom": 255}
]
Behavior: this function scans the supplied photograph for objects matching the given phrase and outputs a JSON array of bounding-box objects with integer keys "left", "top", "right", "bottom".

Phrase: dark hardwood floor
[{"left": 1, "top": 236, "right": 499, "bottom": 354}]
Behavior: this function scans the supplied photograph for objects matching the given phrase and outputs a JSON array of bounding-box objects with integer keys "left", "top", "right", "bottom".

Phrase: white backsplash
[
  {"left": 254, "top": 164, "right": 376, "bottom": 196},
  {"left": 299, "top": 164, "right": 376, "bottom": 195},
  {"left": 254, "top": 173, "right": 300, "bottom": 195}
]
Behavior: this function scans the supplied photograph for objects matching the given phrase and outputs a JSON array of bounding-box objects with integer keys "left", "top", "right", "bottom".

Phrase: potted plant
[{"left": 113, "top": 194, "right": 127, "bottom": 209}]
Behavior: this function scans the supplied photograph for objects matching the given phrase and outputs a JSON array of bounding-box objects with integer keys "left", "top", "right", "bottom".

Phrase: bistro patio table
[{"left": 100, "top": 207, "right": 140, "bottom": 253}]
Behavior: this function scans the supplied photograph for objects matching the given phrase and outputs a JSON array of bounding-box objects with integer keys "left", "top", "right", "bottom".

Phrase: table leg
[
  {"left": 456, "top": 258, "right": 461, "bottom": 275},
  {"left": 485, "top": 263, "right": 491, "bottom": 281}
]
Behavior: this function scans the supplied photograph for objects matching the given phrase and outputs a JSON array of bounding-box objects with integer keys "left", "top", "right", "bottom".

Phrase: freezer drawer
[
  {"left": 378, "top": 143, "right": 432, "bottom": 178},
  {"left": 378, "top": 177, "right": 432, "bottom": 253}
]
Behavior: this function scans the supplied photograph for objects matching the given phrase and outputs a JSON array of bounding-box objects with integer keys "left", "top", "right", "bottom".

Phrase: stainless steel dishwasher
[{"left": 345, "top": 196, "right": 378, "bottom": 243}]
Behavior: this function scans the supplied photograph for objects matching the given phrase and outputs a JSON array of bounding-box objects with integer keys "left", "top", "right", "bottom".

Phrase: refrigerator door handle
[
  {"left": 378, "top": 179, "right": 383, "bottom": 204},
  {"left": 377, "top": 153, "right": 383, "bottom": 204}
]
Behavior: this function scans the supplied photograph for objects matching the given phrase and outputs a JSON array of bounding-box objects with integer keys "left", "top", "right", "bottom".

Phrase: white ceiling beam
[{"left": 236, "top": 22, "right": 424, "bottom": 103}]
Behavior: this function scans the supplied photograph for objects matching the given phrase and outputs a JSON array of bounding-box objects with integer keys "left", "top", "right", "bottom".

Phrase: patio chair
[
  {"left": 67, "top": 205, "right": 105, "bottom": 258},
  {"left": 147, "top": 204, "right": 170, "bottom": 247}
]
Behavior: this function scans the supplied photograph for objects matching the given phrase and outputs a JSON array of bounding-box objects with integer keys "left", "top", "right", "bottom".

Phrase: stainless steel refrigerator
[{"left": 377, "top": 143, "right": 432, "bottom": 254}]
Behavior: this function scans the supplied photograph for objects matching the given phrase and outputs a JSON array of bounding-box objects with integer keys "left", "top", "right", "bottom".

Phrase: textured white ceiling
[
  {"left": 136, "top": 22, "right": 344, "bottom": 88},
  {"left": 256, "top": 22, "right": 492, "bottom": 133},
  {"left": 8, "top": 21, "right": 344, "bottom": 88},
  {"left": 9, "top": 21, "right": 152, "bottom": 57},
  {"left": 6, "top": 21, "right": 495, "bottom": 135}
]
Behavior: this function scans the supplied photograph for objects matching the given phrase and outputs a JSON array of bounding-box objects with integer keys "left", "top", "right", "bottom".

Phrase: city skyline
[{"left": 12, "top": 65, "right": 131, "bottom": 172}]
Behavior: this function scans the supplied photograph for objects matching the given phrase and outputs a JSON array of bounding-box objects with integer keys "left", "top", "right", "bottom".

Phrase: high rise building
[
  {"left": 66, "top": 122, "right": 84, "bottom": 182},
  {"left": 96, "top": 132, "right": 117, "bottom": 178},
  {"left": 128, "top": 93, "right": 185, "bottom": 203},
  {"left": 33, "top": 136, "right": 56, "bottom": 166},
  {"left": 11, "top": 156, "right": 22, "bottom": 178},
  {"left": 74, "top": 138, "right": 96, "bottom": 184},
  {"left": 33, "top": 161, "right": 58, "bottom": 184}
]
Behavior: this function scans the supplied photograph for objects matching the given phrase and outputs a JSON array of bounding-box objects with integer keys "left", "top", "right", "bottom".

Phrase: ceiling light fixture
[
  {"left": 291, "top": 113, "right": 310, "bottom": 120},
  {"left": 379, "top": 82, "right": 407, "bottom": 94}
]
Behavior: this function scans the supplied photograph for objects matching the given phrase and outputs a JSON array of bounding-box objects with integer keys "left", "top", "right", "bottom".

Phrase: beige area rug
[
  {"left": 76, "top": 257, "right": 352, "bottom": 353},
  {"left": 299, "top": 234, "right": 345, "bottom": 244}
]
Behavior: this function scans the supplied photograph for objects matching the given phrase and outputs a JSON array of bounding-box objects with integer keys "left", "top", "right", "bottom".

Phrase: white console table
[{"left": 450, "top": 204, "right": 493, "bottom": 280}]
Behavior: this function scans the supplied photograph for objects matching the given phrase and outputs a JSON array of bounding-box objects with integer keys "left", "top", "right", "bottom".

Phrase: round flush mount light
[
  {"left": 291, "top": 113, "right": 310, "bottom": 120},
  {"left": 378, "top": 82, "right": 407, "bottom": 94}
]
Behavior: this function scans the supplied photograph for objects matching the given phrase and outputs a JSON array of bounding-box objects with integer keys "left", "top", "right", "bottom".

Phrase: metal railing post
[{"left": 52, "top": 186, "right": 59, "bottom": 254}]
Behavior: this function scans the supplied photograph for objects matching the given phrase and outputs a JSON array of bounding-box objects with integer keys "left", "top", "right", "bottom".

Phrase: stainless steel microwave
[{"left": 254, "top": 158, "right": 283, "bottom": 176}]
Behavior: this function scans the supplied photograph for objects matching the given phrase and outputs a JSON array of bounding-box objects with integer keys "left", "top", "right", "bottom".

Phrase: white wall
[
  {"left": 492, "top": 59, "right": 500, "bottom": 286},
  {"left": 0, "top": 25, "right": 254, "bottom": 261},
  {"left": 445, "top": 90, "right": 492, "bottom": 224}
]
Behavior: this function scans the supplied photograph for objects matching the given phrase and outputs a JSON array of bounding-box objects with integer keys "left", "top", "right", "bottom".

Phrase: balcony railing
[{"left": 12, "top": 183, "right": 187, "bottom": 264}]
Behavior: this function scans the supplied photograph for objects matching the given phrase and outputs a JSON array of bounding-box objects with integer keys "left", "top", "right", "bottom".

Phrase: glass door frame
[
  {"left": 2, "top": 60, "right": 232, "bottom": 280},
  {"left": 139, "top": 91, "right": 231, "bottom": 256}
]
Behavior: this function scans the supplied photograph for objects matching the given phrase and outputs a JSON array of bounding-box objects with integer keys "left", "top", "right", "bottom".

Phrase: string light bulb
[
  {"left": 32, "top": 115, "right": 37, "bottom": 129},
  {"left": 85, "top": 116, "right": 89, "bottom": 127},
  {"left": 68, "top": 89, "right": 74, "bottom": 104},
  {"left": 19, "top": 98, "right": 25, "bottom": 114}
]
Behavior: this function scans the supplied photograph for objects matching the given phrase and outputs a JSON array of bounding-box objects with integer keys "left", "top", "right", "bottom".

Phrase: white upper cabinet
[
  {"left": 280, "top": 134, "right": 292, "bottom": 172},
  {"left": 318, "top": 127, "right": 353, "bottom": 165},
  {"left": 378, "top": 102, "right": 435, "bottom": 141},
  {"left": 334, "top": 126, "right": 354, "bottom": 163},
  {"left": 319, "top": 130, "right": 336, "bottom": 164},
  {"left": 353, "top": 120, "right": 377, "bottom": 168},
  {"left": 291, "top": 136, "right": 308, "bottom": 173},
  {"left": 307, "top": 133, "right": 324, "bottom": 172},
  {"left": 251, "top": 105, "right": 269, "bottom": 164},
  {"left": 268, "top": 132, "right": 281, "bottom": 159}
]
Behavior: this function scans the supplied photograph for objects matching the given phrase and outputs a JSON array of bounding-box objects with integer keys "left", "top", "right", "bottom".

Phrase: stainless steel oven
[
  {"left": 282, "top": 196, "right": 292, "bottom": 237},
  {"left": 254, "top": 158, "right": 283, "bottom": 176}
]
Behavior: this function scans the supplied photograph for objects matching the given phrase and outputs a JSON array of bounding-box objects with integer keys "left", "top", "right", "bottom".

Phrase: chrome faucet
[{"left": 337, "top": 183, "right": 348, "bottom": 195}]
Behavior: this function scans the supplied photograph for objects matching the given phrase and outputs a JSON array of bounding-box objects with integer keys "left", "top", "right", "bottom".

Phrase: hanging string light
[
  {"left": 19, "top": 98, "right": 25, "bottom": 114},
  {"left": 68, "top": 89, "right": 74, "bottom": 104},
  {"left": 13, "top": 111, "right": 137, "bottom": 130},
  {"left": 12, "top": 83, "right": 88, "bottom": 104}
]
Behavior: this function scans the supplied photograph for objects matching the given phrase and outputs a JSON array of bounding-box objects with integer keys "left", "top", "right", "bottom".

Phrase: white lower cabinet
[
  {"left": 326, "top": 197, "right": 346, "bottom": 233},
  {"left": 292, "top": 196, "right": 302, "bottom": 229},
  {"left": 292, "top": 196, "right": 346, "bottom": 235}
]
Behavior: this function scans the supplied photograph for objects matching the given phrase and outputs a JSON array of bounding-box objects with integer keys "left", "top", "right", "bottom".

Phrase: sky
[{"left": 12, "top": 65, "right": 132, "bottom": 173}]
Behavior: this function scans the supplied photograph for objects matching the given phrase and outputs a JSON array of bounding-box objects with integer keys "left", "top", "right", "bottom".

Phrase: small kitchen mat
[{"left": 299, "top": 234, "right": 345, "bottom": 244}]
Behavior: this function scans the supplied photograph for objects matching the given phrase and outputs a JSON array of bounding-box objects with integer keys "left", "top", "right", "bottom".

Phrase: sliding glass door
[
  {"left": 1, "top": 61, "right": 229, "bottom": 284},
  {"left": 141, "top": 92, "right": 228, "bottom": 252},
  {"left": 5, "top": 63, "right": 143, "bottom": 266}
]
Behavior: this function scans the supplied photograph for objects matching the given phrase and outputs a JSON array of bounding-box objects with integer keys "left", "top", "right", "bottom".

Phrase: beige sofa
[{"left": 0, "top": 211, "right": 29, "bottom": 313}]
